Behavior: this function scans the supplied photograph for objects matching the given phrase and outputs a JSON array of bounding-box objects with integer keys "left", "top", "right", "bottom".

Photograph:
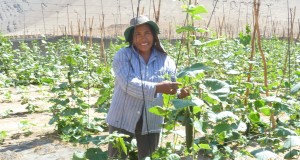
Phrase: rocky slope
[{"left": 1, "top": 0, "right": 299, "bottom": 38}]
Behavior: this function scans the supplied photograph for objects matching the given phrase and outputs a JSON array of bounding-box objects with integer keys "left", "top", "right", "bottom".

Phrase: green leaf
[
  {"left": 284, "top": 149, "right": 300, "bottom": 159},
  {"left": 232, "top": 121, "right": 247, "bottom": 132},
  {"left": 48, "top": 115, "right": 59, "bottom": 125},
  {"left": 254, "top": 100, "right": 265, "bottom": 108},
  {"left": 274, "top": 126, "right": 297, "bottom": 137},
  {"left": 257, "top": 137, "right": 281, "bottom": 146},
  {"left": 263, "top": 96, "right": 282, "bottom": 103},
  {"left": 291, "top": 82, "right": 300, "bottom": 94},
  {"left": 72, "top": 151, "right": 86, "bottom": 160},
  {"left": 61, "top": 108, "right": 82, "bottom": 116},
  {"left": 79, "top": 102, "right": 90, "bottom": 109},
  {"left": 216, "top": 111, "right": 239, "bottom": 121},
  {"left": 66, "top": 55, "right": 77, "bottom": 65},
  {"left": 172, "top": 96, "right": 204, "bottom": 110},
  {"left": 244, "top": 82, "right": 253, "bottom": 89},
  {"left": 149, "top": 106, "right": 168, "bottom": 116},
  {"left": 251, "top": 149, "right": 277, "bottom": 160},
  {"left": 202, "top": 93, "right": 220, "bottom": 105},
  {"left": 58, "top": 82, "right": 69, "bottom": 89},
  {"left": 203, "top": 79, "right": 230, "bottom": 101},
  {"left": 273, "top": 102, "right": 291, "bottom": 115},
  {"left": 177, "top": 63, "right": 209, "bottom": 78},
  {"left": 85, "top": 148, "right": 107, "bottom": 160},
  {"left": 192, "top": 106, "right": 202, "bottom": 114},
  {"left": 207, "top": 111, "right": 217, "bottom": 123},
  {"left": 198, "top": 143, "right": 211, "bottom": 150},
  {"left": 193, "top": 120, "right": 203, "bottom": 133},
  {"left": 79, "top": 135, "right": 106, "bottom": 145},
  {"left": 259, "top": 106, "right": 272, "bottom": 116},
  {"left": 193, "top": 38, "right": 225, "bottom": 47},
  {"left": 167, "top": 154, "right": 180, "bottom": 160},
  {"left": 248, "top": 112, "right": 260, "bottom": 122},
  {"left": 0, "top": 131, "right": 7, "bottom": 143},
  {"left": 283, "top": 136, "right": 300, "bottom": 148},
  {"left": 118, "top": 137, "right": 127, "bottom": 155},
  {"left": 214, "top": 123, "right": 231, "bottom": 133},
  {"left": 226, "top": 70, "right": 240, "bottom": 75},
  {"left": 41, "top": 77, "right": 54, "bottom": 84},
  {"left": 176, "top": 26, "right": 197, "bottom": 33},
  {"left": 239, "top": 25, "right": 251, "bottom": 46},
  {"left": 185, "top": 5, "right": 208, "bottom": 15}
]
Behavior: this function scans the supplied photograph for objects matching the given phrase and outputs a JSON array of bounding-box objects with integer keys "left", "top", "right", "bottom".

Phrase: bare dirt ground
[{"left": 0, "top": 85, "right": 92, "bottom": 160}]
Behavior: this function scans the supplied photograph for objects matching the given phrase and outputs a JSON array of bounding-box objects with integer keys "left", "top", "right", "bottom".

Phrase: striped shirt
[{"left": 106, "top": 46, "right": 176, "bottom": 135}]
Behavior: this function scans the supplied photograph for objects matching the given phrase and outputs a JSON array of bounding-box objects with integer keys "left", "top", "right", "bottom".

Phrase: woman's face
[{"left": 133, "top": 24, "right": 154, "bottom": 55}]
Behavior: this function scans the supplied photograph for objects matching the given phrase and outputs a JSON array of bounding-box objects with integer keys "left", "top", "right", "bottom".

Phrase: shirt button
[{"left": 137, "top": 111, "right": 141, "bottom": 115}]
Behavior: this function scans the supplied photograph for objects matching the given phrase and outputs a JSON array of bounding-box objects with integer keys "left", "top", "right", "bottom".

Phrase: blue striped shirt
[{"left": 106, "top": 46, "right": 176, "bottom": 135}]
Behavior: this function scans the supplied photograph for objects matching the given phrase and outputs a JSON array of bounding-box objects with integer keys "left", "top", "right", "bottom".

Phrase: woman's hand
[
  {"left": 177, "top": 87, "right": 190, "bottom": 99},
  {"left": 156, "top": 81, "right": 181, "bottom": 95}
]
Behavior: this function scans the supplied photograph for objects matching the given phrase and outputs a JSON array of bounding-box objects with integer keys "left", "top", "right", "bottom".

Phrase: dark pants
[{"left": 108, "top": 117, "right": 160, "bottom": 159}]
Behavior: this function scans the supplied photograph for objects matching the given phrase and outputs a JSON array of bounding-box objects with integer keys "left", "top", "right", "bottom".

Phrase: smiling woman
[{"left": 105, "top": 15, "right": 188, "bottom": 159}]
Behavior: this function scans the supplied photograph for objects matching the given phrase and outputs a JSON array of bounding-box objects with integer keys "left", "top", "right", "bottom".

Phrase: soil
[{"left": 0, "top": 85, "right": 89, "bottom": 160}]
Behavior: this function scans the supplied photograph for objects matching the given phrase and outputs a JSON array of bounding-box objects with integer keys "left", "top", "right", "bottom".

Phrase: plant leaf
[
  {"left": 72, "top": 151, "right": 86, "bottom": 160},
  {"left": 274, "top": 126, "right": 297, "bottom": 137},
  {"left": 61, "top": 108, "right": 82, "bottom": 116},
  {"left": 176, "top": 26, "right": 196, "bottom": 33},
  {"left": 216, "top": 111, "right": 239, "bottom": 121},
  {"left": 259, "top": 106, "right": 272, "bottom": 116},
  {"left": 193, "top": 38, "right": 225, "bottom": 47},
  {"left": 149, "top": 106, "right": 168, "bottom": 116},
  {"left": 284, "top": 149, "right": 300, "bottom": 159},
  {"left": 203, "top": 79, "right": 230, "bottom": 101},
  {"left": 177, "top": 63, "right": 209, "bottom": 78},
  {"left": 251, "top": 149, "right": 277, "bottom": 160},
  {"left": 172, "top": 96, "right": 204, "bottom": 110},
  {"left": 198, "top": 143, "right": 211, "bottom": 150},
  {"left": 291, "top": 82, "right": 300, "bottom": 94},
  {"left": 283, "top": 136, "right": 300, "bottom": 148},
  {"left": 167, "top": 154, "right": 180, "bottom": 160},
  {"left": 263, "top": 96, "right": 282, "bottom": 103},
  {"left": 214, "top": 123, "right": 231, "bottom": 133},
  {"left": 185, "top": 5, "right": 208, "bottom": 15},
  {"left": 248, "top": 112, "right": 260, "bottom": 122},
  {"left": 85, "top": 148, "right": 107, "bottom": 160}
]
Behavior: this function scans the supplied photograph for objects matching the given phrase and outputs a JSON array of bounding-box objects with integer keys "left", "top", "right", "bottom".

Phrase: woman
[{"left": 106, "top": 15, "right": 188, "bottom": 159}]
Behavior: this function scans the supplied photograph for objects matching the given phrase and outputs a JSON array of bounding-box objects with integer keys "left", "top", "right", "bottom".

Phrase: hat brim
[{"left": 124, "top": 21, "right": 159, "bottom": 42}]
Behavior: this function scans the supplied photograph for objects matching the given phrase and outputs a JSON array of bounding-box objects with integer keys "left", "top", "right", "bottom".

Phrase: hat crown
[{"left": 130, "top": 15, "right": 150, "bottom": 26}]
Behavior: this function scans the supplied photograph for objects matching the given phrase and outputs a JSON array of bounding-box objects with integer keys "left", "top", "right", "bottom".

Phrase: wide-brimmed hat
[
  {"left": 124, "top": 15, "right": 160, "bottom": 42},
  {"left": 124, "top": 15, "right": 166, "bottom": 54}
]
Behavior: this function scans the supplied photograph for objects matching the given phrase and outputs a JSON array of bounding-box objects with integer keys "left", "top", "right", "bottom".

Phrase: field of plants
[{"left": 1, "top": 2, "right": 300, "bottom": 160}]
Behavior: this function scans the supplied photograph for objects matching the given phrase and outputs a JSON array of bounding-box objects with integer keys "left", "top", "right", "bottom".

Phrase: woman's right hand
[{"left": 155, "top": 81, "right": 181, "bottom": 95}]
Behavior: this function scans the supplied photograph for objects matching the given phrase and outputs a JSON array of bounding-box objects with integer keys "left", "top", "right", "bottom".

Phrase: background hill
[{"left": 1, "top": 0, "right": 300, "bottom": 38}]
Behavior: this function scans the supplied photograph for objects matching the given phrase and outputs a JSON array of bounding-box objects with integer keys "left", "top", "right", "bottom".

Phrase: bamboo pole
[
  {"left": 99, "top": 14, "right": 106, "bottom": 64},
  {"left": 153, "top": 0, "right": 161, "bottom": 23},
  {"left": 245, "top": 0, "right": 274, "bottom": 129},
  {"left": 297, "top": 19, "right": 300, "bottom": 40},
  {"left": 89, "top": 17, "right": 94, "bottom": 48},
  {"left": 77, "top": 19, "right": 81, "bottom": 43}
]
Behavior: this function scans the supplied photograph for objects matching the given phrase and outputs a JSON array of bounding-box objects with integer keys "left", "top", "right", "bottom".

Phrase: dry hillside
[{"left": 1, "top": 0, "right": 300, "bottom": 38}]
